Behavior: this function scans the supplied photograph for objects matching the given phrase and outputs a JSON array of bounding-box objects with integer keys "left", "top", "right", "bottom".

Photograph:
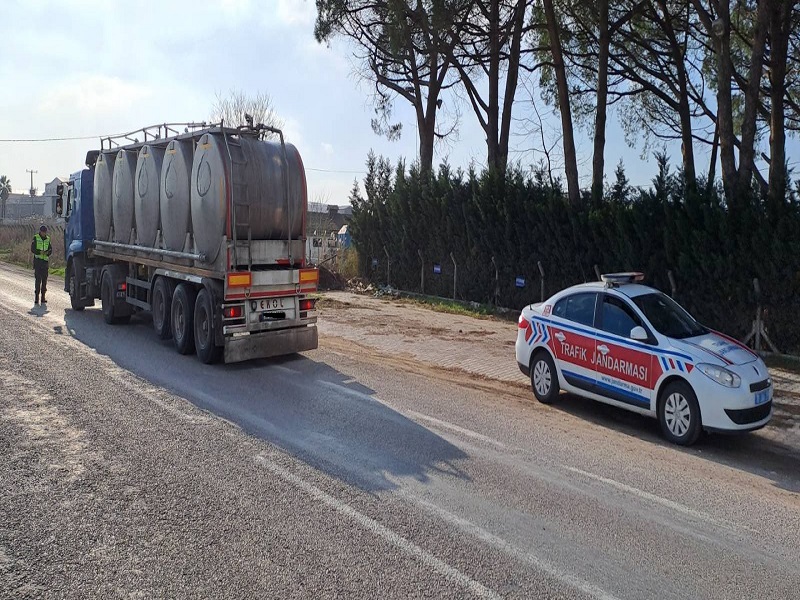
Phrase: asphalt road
[{"left": 1, "top": 262, "right": 799, "bottom": 600}]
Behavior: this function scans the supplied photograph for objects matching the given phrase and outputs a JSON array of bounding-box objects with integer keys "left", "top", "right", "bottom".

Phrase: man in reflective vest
[{"left": 31, "top": 224, "right": 52, "bottom": 305}]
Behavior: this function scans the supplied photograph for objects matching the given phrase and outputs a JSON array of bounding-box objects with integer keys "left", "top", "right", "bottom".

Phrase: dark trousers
[{"left": 34, "top": 259, "right": 49, "bottom": 299}]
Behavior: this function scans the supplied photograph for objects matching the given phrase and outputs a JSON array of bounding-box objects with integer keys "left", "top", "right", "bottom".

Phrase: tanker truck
[{"left": 57, "top": 122, "right": 318, "bottom": 364}]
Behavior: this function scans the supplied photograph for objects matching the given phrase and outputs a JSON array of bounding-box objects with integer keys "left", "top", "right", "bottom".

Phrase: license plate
[
  {"left": 257, "top": 298, "right": 286, "bottom": 310},
  {"left": 754, "top": 389, "right": 771, "bottom": 405}
]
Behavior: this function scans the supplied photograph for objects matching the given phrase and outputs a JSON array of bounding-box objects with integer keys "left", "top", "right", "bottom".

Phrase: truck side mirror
[{"left": 55, "top": 184, "right": 64, "bottom": 216}]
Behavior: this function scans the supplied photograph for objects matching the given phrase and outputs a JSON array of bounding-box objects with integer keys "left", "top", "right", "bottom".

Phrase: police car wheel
[
  {"left": 531, "top": 352, "right": 559, "bottom": 404},
  {"left": 658, "top": 381, "right": 702, "bottom": 446}
]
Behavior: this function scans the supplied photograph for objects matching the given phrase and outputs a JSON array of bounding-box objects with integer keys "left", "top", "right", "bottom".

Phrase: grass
[
  {"left": 764, "top": 354, "right": 800, "bottom": 376},
  {"left": 0, "top": 225, "right": 65, "bottom": 274},
  {"left": 393, "top": 295, "right": 500, "bottom": 319},
  {"left": 329, "top": 286, "right": 518, "bottom": 321}
]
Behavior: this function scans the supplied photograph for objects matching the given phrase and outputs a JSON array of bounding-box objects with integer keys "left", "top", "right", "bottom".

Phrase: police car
[{"left": 516, "top": 273, "right": 773, "bottom": 445}]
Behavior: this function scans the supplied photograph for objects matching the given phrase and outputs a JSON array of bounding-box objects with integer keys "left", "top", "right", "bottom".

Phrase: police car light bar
[{"left": 601, "top": 272, "right": 645, "bottom": 286}]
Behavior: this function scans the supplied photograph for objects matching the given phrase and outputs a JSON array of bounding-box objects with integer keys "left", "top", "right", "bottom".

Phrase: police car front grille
[
  {"left": 749, "top": 379, "right": 770, "bottom": 393},
  {"left": 724, "top": 402, "right": 772, "bottom": 425}
]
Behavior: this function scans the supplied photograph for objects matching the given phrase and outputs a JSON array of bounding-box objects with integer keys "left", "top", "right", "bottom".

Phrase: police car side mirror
[{"left": 630, "top": 326, "right": 648, "bottom": 341}]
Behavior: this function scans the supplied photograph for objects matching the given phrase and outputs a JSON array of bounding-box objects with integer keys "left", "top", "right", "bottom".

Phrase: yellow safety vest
[{"left": 35, "top": 235, "right": 51, "bottom": 262}]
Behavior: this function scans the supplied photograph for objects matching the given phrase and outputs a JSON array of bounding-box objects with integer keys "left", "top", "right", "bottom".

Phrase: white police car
[{"left": 516, "top": 273, "right": 773, "bottom": 445}]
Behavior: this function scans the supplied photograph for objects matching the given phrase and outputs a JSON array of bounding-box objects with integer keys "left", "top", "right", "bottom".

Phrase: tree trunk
[
  {"left": 713, "top": 0, "right": 738, "bottom": 205},
  {"left": 737, "top": 0, "right": 770, "bottom": 193},
  {"left": 707, "top": 120, "right": 719, "bottom": 198},
  {"left": 591, "top": 0, "right": 609, "bottom": 206},
  {"left": 767, "top": 0, "right": 795, "bottom": 205},
  {"left": 418, "top": 110, "right": 436, "bottom": 176},
  {"left": 543, "top": 0, "right": 580, "bottom": 205},
  {"left": 656, "top": 0, "right": 696, "bottom": 191},
  {"left": 487, "top": 0, "right": 501, "bottom": 172},
  {"left": 498, "top": 0, "right": 526, "bottom": 173}
]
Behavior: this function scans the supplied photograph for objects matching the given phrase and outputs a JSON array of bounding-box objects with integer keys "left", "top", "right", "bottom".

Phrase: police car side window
[
  {"left": 601, "top": 295, "right": 642, "bottom": 338},
  {"left": 559, "top": 293, "right": 597, "bottom": 327},
  {"left": 552, "top": 298, "right": 567, "bottom": 318}
]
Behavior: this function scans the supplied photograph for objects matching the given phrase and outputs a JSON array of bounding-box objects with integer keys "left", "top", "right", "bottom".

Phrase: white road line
[
  {"left": 405, "top": 410, "right": 507, "bottom": 449},
  {"left": 319, "top": 380, "right": 506, "bottom": 449},
  {"left": 564, "top": 466, "right": 758, "bottom": 534},
  {"left": 254, "top": 455, "right": 502, "bottom": 600},
  {"left": 399, "top": 491, "right": 622, "bottom": 600}
]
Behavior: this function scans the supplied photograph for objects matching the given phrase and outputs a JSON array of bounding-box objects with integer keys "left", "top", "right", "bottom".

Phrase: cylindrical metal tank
[
  {"left": 190, "top": 133, "right": 306, "bottom": 262},
  {"left": 93, "top": 152, "right": 116, "bottom": 242},
  {"left": 160, "top": 139, "right": 193, "bottom": 251},
  {"left": 134, "top": 145, "right": 164, "bottom": 247},
  {"left": 112, "top": 149, "right": 137, "bottom": 243}
]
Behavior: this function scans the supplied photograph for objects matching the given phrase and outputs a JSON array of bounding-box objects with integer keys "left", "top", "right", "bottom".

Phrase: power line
[
  {"left": 306, "top": 167, "right": 365, "bottom": 175},
  {"left": 0, "top": 134, "right": 109, "bottom": 142}
]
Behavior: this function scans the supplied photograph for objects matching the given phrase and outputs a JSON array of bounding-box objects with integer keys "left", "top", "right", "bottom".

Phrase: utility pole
[{"left": 27, "top": 169, "right": 37, "bottom": 218}]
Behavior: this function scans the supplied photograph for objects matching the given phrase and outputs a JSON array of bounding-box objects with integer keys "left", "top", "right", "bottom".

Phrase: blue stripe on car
[{"left": 562, "top": 369, "right": 650, "bottom": 407}]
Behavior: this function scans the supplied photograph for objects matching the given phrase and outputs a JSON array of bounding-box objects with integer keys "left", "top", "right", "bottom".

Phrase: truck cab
[{"left": 60, "top": 166, "right": 95, "bottom": 305}]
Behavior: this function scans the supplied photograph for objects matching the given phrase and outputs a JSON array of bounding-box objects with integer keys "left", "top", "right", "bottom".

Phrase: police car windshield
[{"left": 632, "top": 293, "right": 707, "bottom": 339}]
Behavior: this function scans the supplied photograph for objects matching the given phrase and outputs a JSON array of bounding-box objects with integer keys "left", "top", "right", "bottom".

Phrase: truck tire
[
  {"left": 101, "top": 269, "right": 130, "bottom": 325},
  {"left": 194, "top": 288, "right": 222, "bottom": 364},
  {"left": 171, "top": 283, "right": 197, "bottom": 355},
  {"left": 69, "top": 261, "right": 85, "bottom": 312},
  {"left": 151, "top": 277, "right": 174, "bottom": 340}
]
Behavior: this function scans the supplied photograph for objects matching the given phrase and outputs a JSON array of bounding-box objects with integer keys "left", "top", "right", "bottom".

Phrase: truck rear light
[
  {"left": 118, "top": 282, "right": 127, "bottom": 291},
  {"left": 299, "top": 298, "right": 316, "bottom": 311},
  {"left": 223, "top": 305, "right": 244, "bottom": 319}
]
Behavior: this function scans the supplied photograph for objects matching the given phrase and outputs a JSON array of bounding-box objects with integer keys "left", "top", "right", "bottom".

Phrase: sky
[{"left": 0, "top": 0, "right": 790, "bottom": 204}]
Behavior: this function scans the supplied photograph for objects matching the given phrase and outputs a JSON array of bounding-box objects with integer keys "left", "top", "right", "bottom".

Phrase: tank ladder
[{"left": 221, "top": 132, "right": 252, "bottom": 272}]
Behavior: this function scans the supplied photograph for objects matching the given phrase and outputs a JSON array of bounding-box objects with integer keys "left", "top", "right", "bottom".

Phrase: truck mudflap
[{"left": 223, "top": 325, "right": 318, "bottom": 363}]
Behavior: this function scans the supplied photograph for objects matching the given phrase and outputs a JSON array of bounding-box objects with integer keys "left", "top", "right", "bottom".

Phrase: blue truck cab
[
  {"left": 60, "top": 151, "right": 99, "bottom": 307},
  {"left": 62, "top": 168, "right": 95, "bottom": 258}
]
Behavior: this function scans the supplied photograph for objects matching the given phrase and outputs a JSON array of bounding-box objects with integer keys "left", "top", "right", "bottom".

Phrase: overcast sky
[{"left": 1, "top": 0, "right": 786, "bottom": 204}]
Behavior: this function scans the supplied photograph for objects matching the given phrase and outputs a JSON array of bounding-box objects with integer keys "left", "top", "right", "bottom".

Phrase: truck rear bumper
[{"left": 223, "top": 325, "right": 318, "bottom": 363}]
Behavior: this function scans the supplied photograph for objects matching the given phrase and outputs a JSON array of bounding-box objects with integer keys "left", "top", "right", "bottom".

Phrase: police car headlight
[{"left": 697, "top": 363, "right": 741, "bottom": 388}]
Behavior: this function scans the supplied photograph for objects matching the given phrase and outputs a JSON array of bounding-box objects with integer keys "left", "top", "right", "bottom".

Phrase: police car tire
[
  {"left": 171, "top": 283, "right": 197, "bottom": 355},
  {"left": 152, "top": 277, "right": 174, "bottom": 340},
  {"left": 531, "top": 351, "right": 559, "bottom": 404},
  {"left": 194, "top": 288, "right": 222, "bottom": 364},
  {"left": 658, "top": 381, "right": 702, "bottom": 446}
]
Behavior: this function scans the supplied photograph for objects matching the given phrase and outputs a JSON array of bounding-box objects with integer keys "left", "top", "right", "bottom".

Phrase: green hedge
[{"left": 349, "top": 153, "right": 800, "bottom": 353}]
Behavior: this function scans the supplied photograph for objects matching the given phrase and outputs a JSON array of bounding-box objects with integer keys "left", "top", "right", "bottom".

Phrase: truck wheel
[
  {"left": 101, "top": 270, "right": 130, "bottom": 325},
  {"left": 171, "top": 283, "right": 197, "bottom": 355},
  {"left": 69, "top": 263, "right": 84, "bottom": 311},
  {"left": 194, "top": 288, "right": 222, "bottom": 364},
  {"left": 151, "top": 277, "right": 174, "bottom": 340}
]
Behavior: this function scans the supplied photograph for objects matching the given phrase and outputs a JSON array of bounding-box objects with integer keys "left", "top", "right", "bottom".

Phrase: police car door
[
  {"left": 549, "top": 292, "right": 599, "bottom": 394},
  {"left": 593, "top": 294, "right": 655, "bottom": 411}
]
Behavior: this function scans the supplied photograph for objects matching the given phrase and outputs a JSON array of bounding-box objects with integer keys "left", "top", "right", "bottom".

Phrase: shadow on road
[
  {"left": 549, "top": 392, "right": 800, "bottom": 494},
  {"left": 63, "top": 307, "right": 470, "bottom": 494}
]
